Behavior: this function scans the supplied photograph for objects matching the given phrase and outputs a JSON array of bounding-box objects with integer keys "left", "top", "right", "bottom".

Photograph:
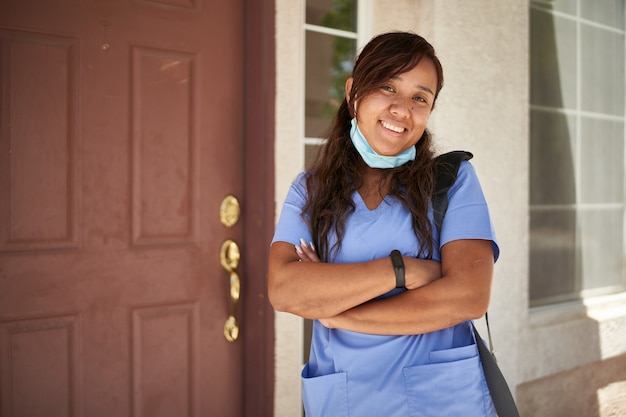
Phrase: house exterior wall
[
  {"left": 273, "top": 1, "right": 626, "bottom": 416},
  {"left": 274, "top": 1, "right": 305, "bottom": 415}
]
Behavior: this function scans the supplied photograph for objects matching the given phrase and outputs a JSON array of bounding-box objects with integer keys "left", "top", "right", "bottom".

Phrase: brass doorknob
[
  {"left": 219, "top": 195, "right": 240, "bottom": 227},
  {"left": 220, "top": 239, "right": 241, "bottom": 342}
]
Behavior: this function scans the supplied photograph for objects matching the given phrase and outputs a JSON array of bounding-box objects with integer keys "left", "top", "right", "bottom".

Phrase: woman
[{"left": 268, "top": 32, "right": 498, "bottom": 417}]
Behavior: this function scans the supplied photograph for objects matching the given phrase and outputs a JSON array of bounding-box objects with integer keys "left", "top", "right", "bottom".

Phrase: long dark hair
[{"left": 303, "top": 32, "right": 445, "bottom": 261}]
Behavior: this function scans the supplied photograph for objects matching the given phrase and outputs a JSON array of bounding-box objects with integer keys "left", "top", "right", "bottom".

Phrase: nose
[{"left": 390, "top": 96, "right": 412, "bottom": 118}]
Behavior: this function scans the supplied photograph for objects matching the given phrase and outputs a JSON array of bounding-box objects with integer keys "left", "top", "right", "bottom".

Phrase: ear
[
  {"left": 345, "top": 77, "right": 354, "bottom": 105},
  {"left": 345, "top": 77, "right": 356, "bottom": 116}
]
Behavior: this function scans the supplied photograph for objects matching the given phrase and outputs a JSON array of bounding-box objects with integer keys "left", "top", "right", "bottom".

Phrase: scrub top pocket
[
  {"left": 301, "top": 364, "right": 349, "bottom": 417},
  {"left": 403, "top": 343, "right": 496, "bottom": 417}
]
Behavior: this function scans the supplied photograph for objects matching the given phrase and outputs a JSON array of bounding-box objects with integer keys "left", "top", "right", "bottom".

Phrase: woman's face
[{"left": 346, "top": 58, "right": 438, "bottom": 157}]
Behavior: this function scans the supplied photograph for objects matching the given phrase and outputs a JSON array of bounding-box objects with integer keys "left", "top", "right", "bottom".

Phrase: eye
[{"left": 381, "top": 85, "right": 395, "bottom": 93}]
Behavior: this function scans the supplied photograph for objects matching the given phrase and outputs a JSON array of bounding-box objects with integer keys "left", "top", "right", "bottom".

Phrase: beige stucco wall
[
  {"left": 517, "top": 351, "right": 626, "bottom": 417},
  {"left": 274, "top": 1, "right": 305, "bottom": 415},
  {"left": 274, "top": 1, "right": 626, "bottom": 416}
]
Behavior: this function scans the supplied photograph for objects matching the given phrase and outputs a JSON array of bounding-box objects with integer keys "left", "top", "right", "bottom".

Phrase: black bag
[{"left": 432, "top": 151, "right": 520, "bottom": 417}]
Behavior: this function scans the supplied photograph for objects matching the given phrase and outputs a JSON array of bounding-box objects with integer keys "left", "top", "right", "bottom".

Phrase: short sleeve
[
  {"left": 439, "top": 161, "right": 500, "bottom": 261},
  {"left": 271, "top": 173, "right": 313, "bottom": 246}
]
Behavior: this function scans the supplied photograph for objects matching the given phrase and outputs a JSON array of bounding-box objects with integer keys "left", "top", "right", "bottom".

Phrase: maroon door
[{"left": 0, "top": 0, "right": 273, "bottom": 416}]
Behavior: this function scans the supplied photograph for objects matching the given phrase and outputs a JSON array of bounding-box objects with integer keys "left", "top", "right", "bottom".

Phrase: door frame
[{"left": 242, "top": 0, "right": 275, "bottom": 415}]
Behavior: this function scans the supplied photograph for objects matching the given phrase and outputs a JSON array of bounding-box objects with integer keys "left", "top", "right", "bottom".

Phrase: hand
[
  {"left": 403, "top": 257, "right": 442, "bottom": 290},
  {"left": 295, "top": 238, "right": 320, "bottom": 262},
  {"left": 318, "top": 317, "right": 333, "bottom": 328}
]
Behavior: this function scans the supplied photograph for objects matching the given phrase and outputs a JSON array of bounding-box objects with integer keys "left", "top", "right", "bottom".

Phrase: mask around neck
[{"left": 349, "top": 118, "right": 416, "bottom": 168}]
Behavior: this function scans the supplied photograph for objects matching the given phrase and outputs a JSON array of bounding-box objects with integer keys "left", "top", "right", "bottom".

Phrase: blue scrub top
[{"left": 272, "top": 161, "right": 499, "bottom": 417}]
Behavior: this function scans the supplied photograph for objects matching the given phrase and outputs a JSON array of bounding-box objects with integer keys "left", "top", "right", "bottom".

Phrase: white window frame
[{"left": 301, "top": 0, "right": 372, "bottom": 158}]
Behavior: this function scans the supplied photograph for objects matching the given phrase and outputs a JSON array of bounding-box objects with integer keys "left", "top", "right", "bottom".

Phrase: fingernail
[
  {"left": 309, "top": 241, "right": 315, "bottom": 250},
  {"left": 295, "top": 245, "right": 304, "bottom": 254},
  {"left": 299, "top": 238, "right": 308, "bottom": 248}
]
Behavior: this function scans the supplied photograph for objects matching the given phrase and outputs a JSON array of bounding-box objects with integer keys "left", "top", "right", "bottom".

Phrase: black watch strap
[{"left": 389, "top": 250, "right": 405, "bottom": 288}]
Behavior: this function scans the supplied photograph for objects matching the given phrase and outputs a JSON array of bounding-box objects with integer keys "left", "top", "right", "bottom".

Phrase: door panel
[{"left": 0, "top": 0, "right": 250, "bottom": 416}]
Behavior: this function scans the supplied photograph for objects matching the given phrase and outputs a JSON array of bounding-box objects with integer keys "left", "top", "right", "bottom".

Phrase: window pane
[
  {"left": 531, "top": 0, "right": 577, "bottom": 15},
  {"left": 305, "top": 144, "right": 322, "bottom": 170},
  {"left": 580, "top": 118, "right": 624, "bottom": 204},
  {"left": 530, "top": 209, "right": 579, "bottom": 306},
  {"left": 530, "top": 9, "right": 577, "bottom": 109},
  {"left": 306, "top": 0, "right": 357, "bottom": 32},
  {"left": 580, "top": 25, "right": 625, "bottom": 115},
  {"left": 580, "top": 0, "right": 625, "bottom": 29},
  {"left": 579, "top": 209, "right": 624, "bottom": 292},
  {"left": 305, "top": 31, "right": 355, "bottom": 138},
  {"left": 529, "top": 110, "right": 577, "bottom": 205}
]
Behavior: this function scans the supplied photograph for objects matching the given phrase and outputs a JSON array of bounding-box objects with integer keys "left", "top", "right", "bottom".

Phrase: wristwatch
[{"left": 389, "top": 249, "right": 405, "bottom": 288}]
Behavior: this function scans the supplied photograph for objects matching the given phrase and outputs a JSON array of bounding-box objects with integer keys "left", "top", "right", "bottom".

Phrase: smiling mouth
[{"left": 381, "top": 120, "right": 405, "bottom": 133}]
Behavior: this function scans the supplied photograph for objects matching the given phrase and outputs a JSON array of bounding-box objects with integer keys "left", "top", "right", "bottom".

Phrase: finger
[
  {"left": 319, "top": 318, "right": 333, "bottom": 328},
  {"left": 299, "top": 238, "right": 321, "bottom": 262},
  {"left": 295, "top": 244, "right": 311, "bottom": 262}
]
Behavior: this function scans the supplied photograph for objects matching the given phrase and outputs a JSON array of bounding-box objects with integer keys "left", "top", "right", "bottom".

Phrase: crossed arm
[{"left": 267, "top": 238, "right": 494, "bottom": 336}]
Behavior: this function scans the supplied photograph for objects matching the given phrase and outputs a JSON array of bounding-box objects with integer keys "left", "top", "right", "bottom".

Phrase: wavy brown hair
[{"left": 303, "top": 32, "right": 444, "bottom": 261}]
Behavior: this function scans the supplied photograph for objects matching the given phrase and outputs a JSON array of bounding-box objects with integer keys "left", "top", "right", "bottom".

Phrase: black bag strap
[
  {"left": 431, "top": 150, "right": 520, "bottom": 417},
  {"left": 473, "top": 324, "right": 521, "bottom": 417},
  {"left": 432, "top": 150, "right": 473, "bottom": 232}
]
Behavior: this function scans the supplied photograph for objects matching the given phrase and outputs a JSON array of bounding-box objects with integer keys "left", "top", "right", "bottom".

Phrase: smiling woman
[
  {"left": 346, "top": 57, "right": 438, "bottom": 157},
  {"left": 268, "top": 32, "right": 499, "bottom": 417}
]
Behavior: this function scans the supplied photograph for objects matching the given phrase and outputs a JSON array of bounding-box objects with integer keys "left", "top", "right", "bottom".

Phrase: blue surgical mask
[{"left": 349, "top": 118, "right": 416, "bottom": 168}]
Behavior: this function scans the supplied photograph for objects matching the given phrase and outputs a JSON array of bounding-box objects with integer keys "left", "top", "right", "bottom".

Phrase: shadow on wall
[{"left": 517, "top": 345, "right": 626, "bottom": 417}]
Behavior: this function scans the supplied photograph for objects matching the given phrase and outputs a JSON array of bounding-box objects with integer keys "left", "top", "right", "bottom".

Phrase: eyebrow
[
  {"left": 392, "top": 76, "right": 435, "bottom": 96},
  {"left": 416, "top": 85, "right": 435, "bottom": 96}
]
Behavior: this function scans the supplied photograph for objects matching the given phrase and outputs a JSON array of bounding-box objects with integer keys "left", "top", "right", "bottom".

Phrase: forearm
[
  {"left": 322, "top": 275, "right": 491, "bottom": 335},
  {"left": 322, "top": 239, "right": 495, "bottom": 335},
  {"left": 269, "top": 256, "right": 394, "bottom": 319},
  {"left": 267, "top": 241, "right": 441, "bottom": 319}
]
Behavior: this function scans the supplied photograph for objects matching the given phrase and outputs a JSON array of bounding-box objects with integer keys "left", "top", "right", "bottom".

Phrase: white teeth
[{"left": 381, "top": 121, "right": 404, "bottom": 133}]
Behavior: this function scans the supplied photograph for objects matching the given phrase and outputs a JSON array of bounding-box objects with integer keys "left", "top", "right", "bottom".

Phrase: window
[
  {"left": 304, "top": 0, "right": 359, "bottom": 168},
  {"left": 529, "top": 0, "right": 626, "bottom": 306}
]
